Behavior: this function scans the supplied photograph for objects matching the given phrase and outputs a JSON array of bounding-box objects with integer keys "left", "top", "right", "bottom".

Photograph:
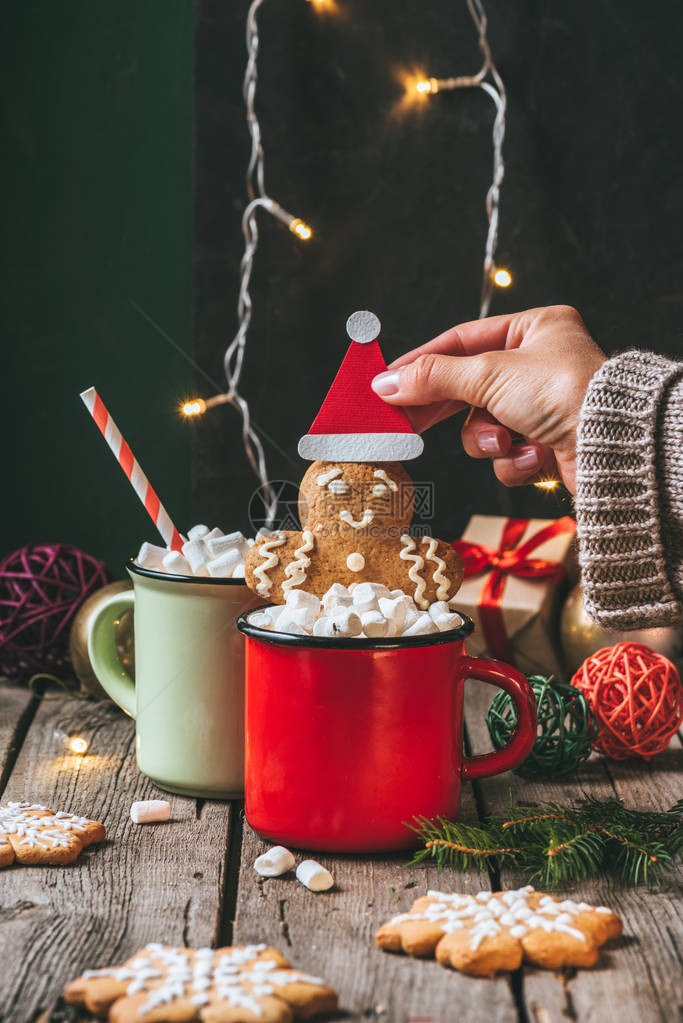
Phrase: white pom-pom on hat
[{"left": 346, "top": 310, "right": 381, "bottom": 344}]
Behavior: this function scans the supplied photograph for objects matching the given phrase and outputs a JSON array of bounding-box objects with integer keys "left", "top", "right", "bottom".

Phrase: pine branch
[{"left": 407, "top": 797, "right": 682, "bottom": 889}]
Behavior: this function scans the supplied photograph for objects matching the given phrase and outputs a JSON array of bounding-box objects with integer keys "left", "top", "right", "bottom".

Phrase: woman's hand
[{"left": 370, "top": 305, "right": 605, "bottom": 494}]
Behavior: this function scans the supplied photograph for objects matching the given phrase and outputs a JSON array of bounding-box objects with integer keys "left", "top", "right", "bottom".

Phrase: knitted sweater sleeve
[{"left": 575, "top": 350, "right": 683, "bottom": 630}]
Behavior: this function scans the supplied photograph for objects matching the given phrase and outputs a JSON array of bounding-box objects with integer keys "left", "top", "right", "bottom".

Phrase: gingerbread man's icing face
[{"left": 298, "top": 461, "right": 414, "bottom": 540}]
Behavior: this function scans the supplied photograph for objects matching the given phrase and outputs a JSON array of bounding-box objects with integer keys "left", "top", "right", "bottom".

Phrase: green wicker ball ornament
[{"left": 487, "top": 674, "right": 598, "bottom": 778}]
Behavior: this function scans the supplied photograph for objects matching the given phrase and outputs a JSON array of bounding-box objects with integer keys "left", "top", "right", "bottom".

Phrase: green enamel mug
[{"left": 87, "top": 561, "right": 259, "bottom": 798}]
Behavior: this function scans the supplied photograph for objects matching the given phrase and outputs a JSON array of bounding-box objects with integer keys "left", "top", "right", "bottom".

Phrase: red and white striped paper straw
[{"left": 80, "top": 387, "right": 184, "bottom": 552}]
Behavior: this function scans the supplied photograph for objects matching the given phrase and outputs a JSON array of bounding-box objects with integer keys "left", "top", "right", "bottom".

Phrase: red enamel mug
[{"left": 236, "top": 609, "right": 536, "bottom": 853}]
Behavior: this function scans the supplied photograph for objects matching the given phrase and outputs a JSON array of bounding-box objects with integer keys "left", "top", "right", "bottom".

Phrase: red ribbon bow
[{"left": 453, "top": 516, "right": 576, "bottom": 665}]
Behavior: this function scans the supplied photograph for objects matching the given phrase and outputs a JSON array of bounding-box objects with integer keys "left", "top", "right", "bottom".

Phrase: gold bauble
[
  {"left": 69, "top": 580, "right": 135, "bottom": 698},
  {"left": 560, "top": 582, "right": 683, "bottom": 676}
]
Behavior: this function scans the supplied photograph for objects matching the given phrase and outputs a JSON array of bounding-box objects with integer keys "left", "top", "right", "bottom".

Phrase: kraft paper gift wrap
[{"left": 454, "top": 515, "right": 578, "bottom": 677}]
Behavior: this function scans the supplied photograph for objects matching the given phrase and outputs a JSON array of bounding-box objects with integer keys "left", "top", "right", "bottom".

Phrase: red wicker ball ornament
[
  {"left": 0, "top": 544, "right": 110, "bottom": 680},
  {"left": 571, "top": 642, "right": 683, "bottom": 760}
]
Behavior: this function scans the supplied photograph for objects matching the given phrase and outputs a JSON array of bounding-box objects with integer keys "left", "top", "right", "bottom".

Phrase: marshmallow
[
  {"left": 329, "top": 606, "right": 362, "bottom": 637},
  {"left": 206, "top": 547, "right": 243, "bottom": 578},
  {"left": 378, "top": 596, "right": 408, "bottom": 632},
  {"left": 361, "top": 610, "right": 389, "bottom": 638},
  {"left": 203, "top": 527, "right": 224, "bottom": 542},
  {"left": 403, "top": 605, "right": 421, "bottom": 630},
  {"left": 296, "top": 859, "right": 334, "bottom": 892},
  {"left": 188, "top": 524, "right": 210, "bottom": 541},
  {"left": 207, "top": 531, "right": 249, "bottom": 558},
  {"left": 432, "top": 610, "right": 464, "bottom": 632},
  {"left": 313, "top": 616, "right": 337, "bottom": 637},
  {"left": 428, "top": 601, "right": 452, "bottom": 621},
  {"left": 279, "top": 621, "right": 308, "bottom": 636},
  {"left": 136, "top": 542, "right": 167, "bottom": 571},
  {"left": 403, "top": 613, "right": 439, "bottom": 636},
  {"left": 130, "top": 800, "right": 171, "bottom": 824},
  {"left": 182, "top": 539, "right": 211, "bottom": 575},
  {"left": 322, "top": 583, "right": 353, "bottom": 612},
  {"left": 231, "top": 563, "right": 246, "bottom": 579},
  {"left": 162, "top": 550, "right": 191, "bottom": 575},
  {"left": 253, "top": 845, "right": 295, "bottom": 877},
  {"left": 249, "top": 611, "right": 273, "bottom": 630},
  {"left": 279, "top": 606, "right": 317, "bottom": 632},
  {"left": 285, "top": 590, "right": 321, "bottom": 614}
]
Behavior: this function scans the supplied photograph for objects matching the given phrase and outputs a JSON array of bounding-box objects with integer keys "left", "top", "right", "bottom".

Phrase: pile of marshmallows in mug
[
  {"left": 136, "top": 524, "right": 253, "bottom": 579},
  {"left": 136, "top": 524, "right": 464, "bottom": 639}
]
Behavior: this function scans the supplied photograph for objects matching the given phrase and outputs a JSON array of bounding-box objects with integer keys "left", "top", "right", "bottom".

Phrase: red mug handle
[{"left": 461, "top": 656, "right": 537, "bottom": 780}]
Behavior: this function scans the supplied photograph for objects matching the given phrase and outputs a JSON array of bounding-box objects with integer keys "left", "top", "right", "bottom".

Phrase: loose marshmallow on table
[
  {"left": 163, "top": 550, "right": 191, "bottom": 575},
  {"left": 253, "top": 845, "right": 296, "bottom": 877},
  {"left": 296, "top": 859, "right": 334, "bottom": 892},
  {"left": 136, "top": 542, "right": 167, "bottom": 571},
  {"left": 182, "top": 539, "right": 211, "bottom": 575},
  {"left": 130, "top": 800, "right": 171, "bottom": 824}
]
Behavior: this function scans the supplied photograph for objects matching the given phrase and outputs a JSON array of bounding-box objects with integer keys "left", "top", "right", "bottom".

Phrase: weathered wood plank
[
  {"left": 233, "top": 787, "right": 520, "bottom": 1022},
  {"left": 0, "top": 680, "right": 39, "bottom": 791},
  {"left": 0, "top": 690, "right": 233, "bottom": 1023},
  {"left": 463, "top": 678, "right": 683, "bottom": 1023}
]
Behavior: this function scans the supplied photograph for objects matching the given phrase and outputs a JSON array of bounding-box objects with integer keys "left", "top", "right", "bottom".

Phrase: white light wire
[
  {"left": 430, "top": 0, "right": 508, "bottom": 317},
  {"left": 220, "top": 0, "right": 309, "bottom": 528}
]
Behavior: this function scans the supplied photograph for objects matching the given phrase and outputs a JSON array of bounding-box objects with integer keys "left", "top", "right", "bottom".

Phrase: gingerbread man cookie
[
  {"left": 245, "top": 460, "right": 463, "bottom": 607},
  {"left": 65, "top": 943, "right": 338, "bottom": 1022},
  {"left": 375, "top": 885, "right": 622, "bottom": 975},
  {"left": 0, "top": 801, "right": 105, "bottom": 867}
]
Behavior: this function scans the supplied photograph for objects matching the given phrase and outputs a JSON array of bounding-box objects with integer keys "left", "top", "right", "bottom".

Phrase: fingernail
[
  {"left": 371, "top": 371, "right": 400, "bottom": 396},
  {"left": 512, "top": 446, "right": 541, "bottom": 471},
  {"left": 477, "top": 429, "right": 502, "bottom": 455}
]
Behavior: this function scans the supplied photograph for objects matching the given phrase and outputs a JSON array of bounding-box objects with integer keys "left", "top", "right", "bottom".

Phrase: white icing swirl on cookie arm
[
  {"left": 422, "top": 536, "right": 451, "bottom": 601},
  {"left": 253, "top": 532, "right": 286, "bottom": 597},
  {"left": 399, "top": 535, "right": 428, "bottom": 609},
  {"left": 281, "top": 531, "right": 315, "bottom": 594}
]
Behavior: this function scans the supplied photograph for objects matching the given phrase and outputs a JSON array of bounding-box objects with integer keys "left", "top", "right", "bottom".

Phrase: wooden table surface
[{"left": 1, "top": 676, "right": 681, "bottom": 1023}]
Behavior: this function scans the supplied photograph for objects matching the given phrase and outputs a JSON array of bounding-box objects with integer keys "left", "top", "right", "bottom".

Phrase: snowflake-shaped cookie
[
  {"left": 65, "top": 943, "right": 339, "bottom": 1022},
  {"left": 376, "top": 885, "right": 622, "bottom": 975},
  {"left": 0, "top": 801, "right": 105, "bottom": 867}
]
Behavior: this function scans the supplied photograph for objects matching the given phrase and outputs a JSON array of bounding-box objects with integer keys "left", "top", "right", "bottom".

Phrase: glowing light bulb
[
  {"left": 415, "top": 78, "right": 439, "bottom": 95},
  {"left": 493, "top": 268, "right": 512, "bottom": 288},
  {"left": 290, "top": 219, "right": 312, "bottom": 241},
  {"left": 67, "top": 736, "right": 89, "bottom": 755},
  {"left": 534, "top": 479, "right": 560, "bottom": 491},
  {"left": 182, "top": 399, "right": 207, "bottom": 417}
]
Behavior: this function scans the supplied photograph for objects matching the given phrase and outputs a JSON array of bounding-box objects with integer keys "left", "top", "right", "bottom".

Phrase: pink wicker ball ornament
[
  {"left": 571, "top": 642, "right": 683, "bottom": 761},
  {"left": 0, "top": 544, "right": 110, "bottom": 680}
]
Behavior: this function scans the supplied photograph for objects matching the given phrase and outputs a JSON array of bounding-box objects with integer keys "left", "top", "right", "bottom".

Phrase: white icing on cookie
[
  {"left": 253, "top": 531, "right": 286, "bottom": 597},
  {"left": 388, "top": 886, "right": 597, "bottom": 952},
  {"left": 421, "top": 536, "right": 451, "bottom": 601},
  {"left": 347, "top": 552, "right": 365, "bottom": 572},
  {"left": 399, "top": 535, "right": 428, "bottom": 609},
  {"left": 316, "top": 467, "right": 342, "bottom": 486},
  {"left": 373, "top": 468, "right": 398, "bottom": 491},
  {"left": 281, "top": 531, "right": 315, "bottom": 594},
  {"left": 328, "top": 479, "right": 350, "bottom": 496},
  {"left": 83, "top": 944, "right": 326, "bottom": 1018},
  {"left": 340, "top": 509, "right": 374, "bottom": 529},
  {"left": 0, "top": 801, "right": 95, "bottom": 851}
]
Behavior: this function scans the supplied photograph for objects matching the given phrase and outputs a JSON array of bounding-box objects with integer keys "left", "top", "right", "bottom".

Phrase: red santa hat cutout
[{"left": 297, "top": 311, "right": 424, "bottom": 461}]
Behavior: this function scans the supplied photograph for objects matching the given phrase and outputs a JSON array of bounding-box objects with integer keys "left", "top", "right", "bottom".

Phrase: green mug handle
[{"left": 87, "top": 590, "right": 136, "bottom": 718}]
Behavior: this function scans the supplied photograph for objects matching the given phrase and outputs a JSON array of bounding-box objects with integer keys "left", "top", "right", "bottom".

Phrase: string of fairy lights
[{"left": 182, "top": 0, "right": 529, "bottom": 511}]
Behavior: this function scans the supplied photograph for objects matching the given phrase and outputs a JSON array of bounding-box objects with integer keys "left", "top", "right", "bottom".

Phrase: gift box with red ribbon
[{"left": 452, "top": 515, "right": 577, "bottom": 677}]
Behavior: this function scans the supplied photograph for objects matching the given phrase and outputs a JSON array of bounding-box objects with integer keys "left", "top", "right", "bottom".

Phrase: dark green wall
[{"left": 1, "top": 2, "right": 194, "bottom": 574}]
